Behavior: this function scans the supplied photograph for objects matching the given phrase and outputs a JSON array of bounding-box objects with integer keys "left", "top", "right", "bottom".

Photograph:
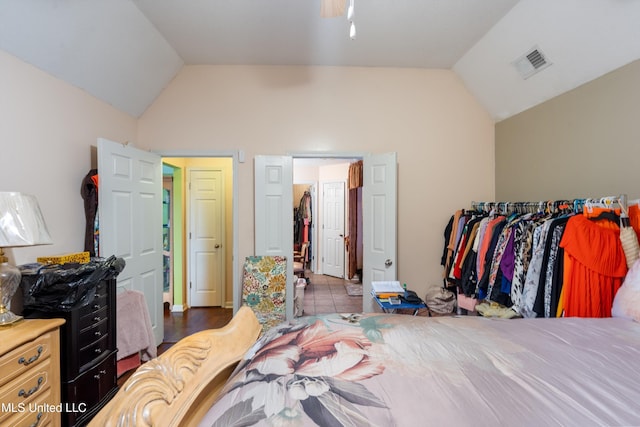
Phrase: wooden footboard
[{"left": 89, "top": 306, "right": 261, "bottom": 427}]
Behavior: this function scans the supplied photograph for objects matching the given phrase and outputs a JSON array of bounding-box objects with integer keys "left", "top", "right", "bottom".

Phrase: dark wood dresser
[{"left": 24, "top": 278, "right": 118, "bottom": 427}]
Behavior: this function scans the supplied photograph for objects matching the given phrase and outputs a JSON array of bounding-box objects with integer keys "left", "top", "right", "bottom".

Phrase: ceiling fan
[{"left": 320, "top": 0, "right": 356, "bottom": 39}]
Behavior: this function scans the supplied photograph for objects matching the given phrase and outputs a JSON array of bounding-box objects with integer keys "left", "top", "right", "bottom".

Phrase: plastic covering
[{"left": 19, "top": 255, "right": 125, "bottom": 311}]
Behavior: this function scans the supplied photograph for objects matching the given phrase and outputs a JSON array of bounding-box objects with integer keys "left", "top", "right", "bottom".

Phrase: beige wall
[
  {"left": 496, "top": 60, "right": 640, "bottom": 201},
  {"left": 0, "top": 50, "right": 495, "bottom": 304},
  {"left": 138, "top": 65, "right": 495, "bottom": 298},
  {"left": 0, "top": 50, "right": 137, "bottom": 266}
]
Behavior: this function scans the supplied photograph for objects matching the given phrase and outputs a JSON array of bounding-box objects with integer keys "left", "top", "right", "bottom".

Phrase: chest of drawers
[
  {"left": 25, "top": 278, "right": 118, "bottom": 426},
  {"left": 0, "top": 318, "right": 65, "bottom": 427}
]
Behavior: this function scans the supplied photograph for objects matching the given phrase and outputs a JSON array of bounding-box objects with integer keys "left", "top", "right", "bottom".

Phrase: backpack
[{"left": 425, "top": 287, "right": 456, "bottom": 314}]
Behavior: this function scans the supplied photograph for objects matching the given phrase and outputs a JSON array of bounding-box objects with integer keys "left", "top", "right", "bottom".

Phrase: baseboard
[
  {"left": 171, "top": 304, "right": 186, "bottom": 313},
  {"left": 225, "top": 301, "right": 233, "bottom": 309}
]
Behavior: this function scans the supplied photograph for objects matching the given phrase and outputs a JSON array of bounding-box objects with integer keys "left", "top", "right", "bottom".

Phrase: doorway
[
  {"left": 293, "top": 158, "right": 361, "bottom": 282},
  {"left": 162, "top": 156, "right": 234, "bottom": 313},
  {"left": 162, "top": 175, "right": 174, "bottom": 306}
]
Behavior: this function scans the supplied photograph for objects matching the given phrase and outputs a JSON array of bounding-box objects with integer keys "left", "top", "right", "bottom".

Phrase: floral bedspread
[{"left": 199, "top": 313, "right": 640, "bottom": 427}]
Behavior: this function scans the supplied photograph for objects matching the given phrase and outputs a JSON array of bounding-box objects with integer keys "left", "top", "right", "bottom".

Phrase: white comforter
[{"left": 201, "top": 314, "right": 640, "bottom": 427}]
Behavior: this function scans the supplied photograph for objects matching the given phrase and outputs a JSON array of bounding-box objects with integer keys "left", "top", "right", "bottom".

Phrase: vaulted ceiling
[{"left": 1, "top": 0, "right": 639, "bottom": 120}]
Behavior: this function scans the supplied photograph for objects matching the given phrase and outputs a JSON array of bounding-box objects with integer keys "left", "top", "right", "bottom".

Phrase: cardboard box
[{"left": 37, "top": 251, "right": 90, "bottom": 265}]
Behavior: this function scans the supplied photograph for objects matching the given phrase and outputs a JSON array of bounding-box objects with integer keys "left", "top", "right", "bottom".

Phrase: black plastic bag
[
  {"left": 400, "top": 290, "right": 424, "bottom": 305},
  {"left": 20, "top": 255, "right": 125, "bottom": 311}
]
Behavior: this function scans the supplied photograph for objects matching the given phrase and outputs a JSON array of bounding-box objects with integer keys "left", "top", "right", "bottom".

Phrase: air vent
[{"left": 513, "top": 46, "right": 552, "bottom": 79}]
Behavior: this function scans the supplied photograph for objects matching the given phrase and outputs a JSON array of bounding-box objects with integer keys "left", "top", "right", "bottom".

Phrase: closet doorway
[{"left": 293, "top": 158, "right": 360, "bottom": 281}]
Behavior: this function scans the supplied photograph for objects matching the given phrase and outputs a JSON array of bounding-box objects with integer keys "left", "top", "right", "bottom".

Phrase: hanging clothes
[
  {"left": 294, "top": 191, "right": 313, "bottom": 262},
  {"left": 558, "top": 213, "right": 627, "bottom": 318},
  {"left": 81, "top": 169, "right": 99, "bottom": 257}
]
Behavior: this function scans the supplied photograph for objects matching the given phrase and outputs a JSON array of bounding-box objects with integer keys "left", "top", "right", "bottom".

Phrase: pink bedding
[{"left": 200, "top": 313, "right": 640, "bottom": 426}]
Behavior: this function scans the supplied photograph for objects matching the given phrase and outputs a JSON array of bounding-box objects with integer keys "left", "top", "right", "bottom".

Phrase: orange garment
[
  {"left": 581, "top": 206, "right": 621, "bottom": 230},
  {"left": 477, "top": 216, "right": 506, "bottom": 280},
  {"left": 558, "top": 214, "right": 627, "bottom": 317}
]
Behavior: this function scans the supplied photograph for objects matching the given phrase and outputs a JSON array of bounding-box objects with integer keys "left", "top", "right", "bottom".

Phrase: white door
[
  {"left": 322, "top": 181, "right": 345, "bottom": 278},
  {"left": 98, "top": 138, "right": 164, "bottom": 345},
  {"left": 362, "top": 152, "right": 397, "bottom": 313},
  {"left": 188, "top": 168, "right": 224, "bottom": 307},
  {"left": 254, "top": 156, "right": 293, "bottom": 319}
]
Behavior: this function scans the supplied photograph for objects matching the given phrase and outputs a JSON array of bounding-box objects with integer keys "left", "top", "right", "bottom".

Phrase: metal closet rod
[{"left": 470, "top": 194, "right": 631, "bottom": 215}]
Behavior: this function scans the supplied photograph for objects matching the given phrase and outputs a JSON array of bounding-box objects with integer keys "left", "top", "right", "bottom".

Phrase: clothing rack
[{"left": 471, "top": 194, "right": 630, "bottom": 216}]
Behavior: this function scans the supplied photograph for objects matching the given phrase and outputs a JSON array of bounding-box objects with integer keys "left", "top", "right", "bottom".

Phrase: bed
[{"left": 91, "top": 304, "right": 640, "bottom": 427}]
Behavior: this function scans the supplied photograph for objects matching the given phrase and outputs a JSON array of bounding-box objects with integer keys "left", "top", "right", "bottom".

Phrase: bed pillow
[{"left": 612, "top": 258, "right": 640, "bottom": 321}]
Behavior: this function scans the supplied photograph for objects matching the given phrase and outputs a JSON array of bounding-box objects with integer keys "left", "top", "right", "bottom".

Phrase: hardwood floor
[{"left": 159, "top": 305, "right": 233, "bottom": 354}]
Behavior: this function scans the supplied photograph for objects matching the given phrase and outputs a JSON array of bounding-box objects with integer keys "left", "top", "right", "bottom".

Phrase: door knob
[
  {"left": 215, "top": 244, "right": 221, "bottom": 248},
  {"left": 385, "top": 259, "right": 393, "bottom": 267}
]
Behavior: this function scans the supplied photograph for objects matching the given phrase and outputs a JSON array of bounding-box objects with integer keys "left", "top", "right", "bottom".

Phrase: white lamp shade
[{"left": 0, "top": 192, "right": 52, "bottom": 247}]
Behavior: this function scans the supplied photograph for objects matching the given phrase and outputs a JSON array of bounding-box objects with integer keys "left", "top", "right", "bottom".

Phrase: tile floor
[{"left": 301, "top": 272, "right": 363, "bottom": 316}]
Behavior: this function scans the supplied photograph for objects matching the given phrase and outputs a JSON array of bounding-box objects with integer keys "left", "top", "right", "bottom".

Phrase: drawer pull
[
  {"left": 94, "top": 348, "right": 102, "bottom": 354},
  {"left": 94, "top": 331, "right": 102, "bottom": 337},
  {"left": 93, "top": 304, "right": 101, "bottom": 309},
  {"left": 93, "top": 316, "right": 102, "bottom": 322},
  {"left": 29, "top": 412, "right": 43, "bottom": 427},
  {"left": 18, "top": 376, "right": 44, "bottom": 398},
  {"left": 18, "top": 346, "right": 43, "bottom": 366},
  {"left": 94, "top": 369, "right": 108, "bottom": 380}
]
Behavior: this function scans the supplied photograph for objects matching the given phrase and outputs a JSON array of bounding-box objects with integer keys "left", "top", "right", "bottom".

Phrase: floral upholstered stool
[{"left": 242, "top": 256, "right": 287, "bottom": 334}]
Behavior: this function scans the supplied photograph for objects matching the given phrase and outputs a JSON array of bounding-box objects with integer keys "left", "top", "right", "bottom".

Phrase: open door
[
  {"left": 362, "top": 152, "right": 397, "bottom": 312},
  {"left": 98, "top": 138, "right": 164, "bottom": 345},
  {"left": 254, "top": 155, "right": 293, "bottom": 319}
]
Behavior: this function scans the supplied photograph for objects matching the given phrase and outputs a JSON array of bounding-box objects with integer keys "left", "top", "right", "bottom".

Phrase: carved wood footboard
[{"left": 88, "top": 306, "right": 261, "bottom": 427}]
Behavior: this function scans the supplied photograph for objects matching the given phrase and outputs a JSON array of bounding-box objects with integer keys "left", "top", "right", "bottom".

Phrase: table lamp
[{"left": 0, "top": 192, "right": 52, "bottom": 325}]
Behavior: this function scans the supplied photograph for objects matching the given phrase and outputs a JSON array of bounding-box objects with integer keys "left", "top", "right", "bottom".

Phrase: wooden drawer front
[
  {"left": 78, "top": 318, "right": 109, "bottom": 348},
  {"left": 0, "top": 359, "right": 51, "bottom": 425},
  {"left": 0, "top": 332, "right": 53, "bottom": 386},
  {"left": 77, "top": 288, "right": 109, "bottom": 319},
  {"left": 66, "top": 352, "right": 117, "bottom": 413},
  {"left": 78, "top": 305, "right": 108, "bottom": 331},
  {"left": 78, "top": 335, "right": 110, "bottom": 369},
  {"left": 3, "top": 388, "right": 55, "bottom": 427}
]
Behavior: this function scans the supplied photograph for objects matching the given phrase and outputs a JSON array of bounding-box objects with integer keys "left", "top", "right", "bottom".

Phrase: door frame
[
  {"left": 290, "top": 152, "right": 397, "bottom": 313},
  {"left": 162, "top": 176, "right": 174, "bottom": 307},
  {"left": 156, "top": 150, "right": 240, "bottom": 312}
]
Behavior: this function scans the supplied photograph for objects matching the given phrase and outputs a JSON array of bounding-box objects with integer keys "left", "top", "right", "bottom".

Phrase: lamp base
[
  {"left": 0, "top": 258, "right": 23, "bottom": 326},
  {"left": 0, "top": 306, "right": 23, "bottom": 325}
]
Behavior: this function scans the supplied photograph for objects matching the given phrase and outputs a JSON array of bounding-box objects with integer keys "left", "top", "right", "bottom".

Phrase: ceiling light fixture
[{"left": 348, "top": 0, "right": 356, "bottom": 40}]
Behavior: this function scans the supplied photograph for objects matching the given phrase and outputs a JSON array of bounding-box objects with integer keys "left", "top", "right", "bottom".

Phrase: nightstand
[{"left": 0, "top": 318, "right": 65, "bottom": 427}]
